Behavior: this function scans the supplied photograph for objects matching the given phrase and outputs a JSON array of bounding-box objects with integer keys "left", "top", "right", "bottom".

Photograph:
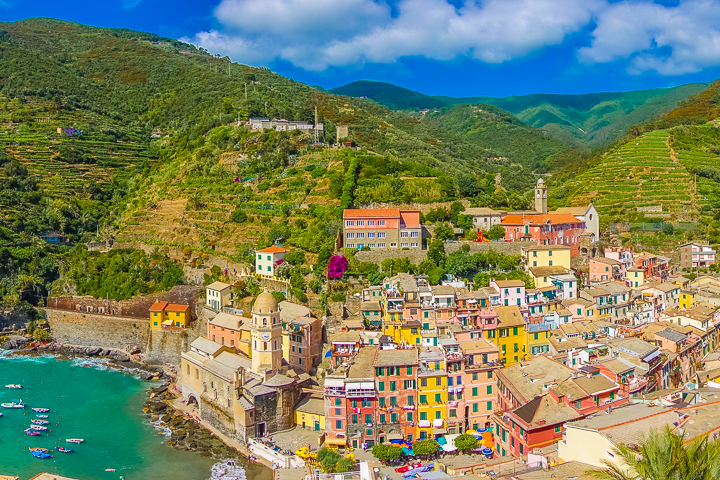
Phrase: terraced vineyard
[
  {"left": 115, "top": 149, "right": 343, "bottom": 252},
  {"left": 0, "top": 97, "right": 151, "bottom": 204},
  {"left": 566, "top": 130, "right": 697, "bottom": 224}
]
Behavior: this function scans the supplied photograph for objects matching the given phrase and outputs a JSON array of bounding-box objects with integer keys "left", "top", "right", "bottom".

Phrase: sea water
[{"left": 0, "top": 352, "right": 272, "bottom": 480}]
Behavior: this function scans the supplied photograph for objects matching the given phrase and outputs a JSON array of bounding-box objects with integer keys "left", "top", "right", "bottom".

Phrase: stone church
[{"left": 180, "top": 291, "right": 311, "bottom": 444}]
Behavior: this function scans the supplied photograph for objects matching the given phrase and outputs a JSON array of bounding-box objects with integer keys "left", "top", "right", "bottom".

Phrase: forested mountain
[{"left": 331, "top": 80, "right": 708, "bottom": 149}]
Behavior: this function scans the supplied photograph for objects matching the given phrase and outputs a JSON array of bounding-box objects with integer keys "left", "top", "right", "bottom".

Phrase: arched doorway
[{"left": 188, "top": 395, "right": 199, "bottom": 407}]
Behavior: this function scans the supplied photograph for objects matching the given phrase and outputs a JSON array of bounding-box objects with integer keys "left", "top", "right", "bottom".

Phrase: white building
[
  {"left": 555, "top": 204, "right": 600, "bottom": 239},
  {"left": 256, "top": 246, "right": 289, "bottom": 277},
  {"left": 463, "top": 207, "right": 504, "bottom": 230}
]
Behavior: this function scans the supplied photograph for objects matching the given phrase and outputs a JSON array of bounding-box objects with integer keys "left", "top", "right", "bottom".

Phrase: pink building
[
  {"left": 459, "top": 338, "right": 500, "bottom": 431},
  {"left": 589, "top": 257, "right": 623, "bottom": 283},
  {"left": 490, "top": 279, "right": 526, "bottom": 307},
  {"left": 500, "top": 214, "right": 585, "bottom": 256}
]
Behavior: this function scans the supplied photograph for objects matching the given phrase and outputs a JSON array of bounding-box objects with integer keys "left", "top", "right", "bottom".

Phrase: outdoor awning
[
  {"left": 433, "top": 418, "right": 444, "bottom": 427},
  {"left": 161, "top": 319, "right": 173, "bottom": 325},
  {"left": 432, "top": 428, "right": 447, "bottom": 435},
  {"left": 387, "top": 433, "right": 404, "bottom": 441},
  {"left": 325, "top": 438, "right": 346, "bottom": 445},
  {"left": 418, "top": 420, "right": 431, "bottom": 428},
  {"left": 643, "top": 349, "right": 662, "bottom": 363}
]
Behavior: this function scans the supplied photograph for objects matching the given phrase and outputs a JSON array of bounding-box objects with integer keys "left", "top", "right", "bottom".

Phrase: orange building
[
  {"left": 501, "top": 214, "right": 585, "bottom": 256},
  {"left": 342, "top": 209, "right": 422, "bottom": 250}
]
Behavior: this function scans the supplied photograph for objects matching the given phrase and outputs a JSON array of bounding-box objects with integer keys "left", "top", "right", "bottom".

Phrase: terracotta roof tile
[
  {"left": 258, "top": 246, "right": 289, "bottom": 254},
  {"left": 149, "top": 301, "right": 168, "bottom": 312},
  {"left": 343, "top": 208, "right": 400, "bottom": 218}
]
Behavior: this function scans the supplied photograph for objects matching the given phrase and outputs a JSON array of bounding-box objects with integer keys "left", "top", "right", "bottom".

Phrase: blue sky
[{"left": 3, "top": 0, "right": 720, "bottom": 97}]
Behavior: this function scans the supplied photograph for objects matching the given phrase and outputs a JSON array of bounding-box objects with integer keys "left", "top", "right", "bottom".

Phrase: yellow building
[
  {"left": 521, "top": 245, "right": 571, "bottom": 270},
  {"left": 526, "top": 324, "right": 551, "bottom": 356},
  {"left": 487, "top": 306, "right": 527, "bottom": 366},
  {"left": 680, "top": 289, "right": 697, "bottom": 310},
  {"left": 417, "top": 347, "right": 447, "bottom": 439},
  {"left": 384, "top": 321, "right": 421, "bottom": 346},
  {"left": 149, "top": 301, "right": 191, "bottom": 329},
  {"left": 626, "top": 268, "right": 645, "bottom": 288},
  {"left": 294, "top": 395, "right": 325, "bottom": 431}
]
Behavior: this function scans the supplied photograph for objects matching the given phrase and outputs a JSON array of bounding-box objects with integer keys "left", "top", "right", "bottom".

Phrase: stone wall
[
  {"left": 45, "top": 309, "right": 149, "bottom": 350},
  {"left": 345, "top": 296, "right": 362, "bottom": 316},
  {"left": 47, "top": 285, "right": 202, "bottom": 320},
  {"left": 354, "top": 240, "right": 536, "bottom": 264},
  {"left": 45, "top": 307, "right": 198, "bottom": 367}
]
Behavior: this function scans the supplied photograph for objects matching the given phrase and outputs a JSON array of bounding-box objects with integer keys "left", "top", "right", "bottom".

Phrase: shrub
[
  {"left": 231, "top": 209, "right": 248, "bottom": 223},
  {"left": 454, "top": 434, "right": 478, "bottom": 451},
  {"left": 257, "top": 180, "right": 271, "bottom": 192},
  {"left": 371, "top": 444, "right": 403, "bottom": 462},
  {"left": 33, "top": 328, "right": 51, "bottom": 342},
  {"left": 327, "top": 256, "right": 349, "bottom": 279}
]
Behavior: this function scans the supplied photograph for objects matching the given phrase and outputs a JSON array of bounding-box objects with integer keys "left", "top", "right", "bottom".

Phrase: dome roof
[
  {"left": 254, "top": 291, "right": 278, "bottom": 314},
  {"left": 537, "top": 178, "right": 545, "bottom": 185}
]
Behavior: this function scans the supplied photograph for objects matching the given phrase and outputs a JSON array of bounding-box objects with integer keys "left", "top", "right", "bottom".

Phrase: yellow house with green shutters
[
  {"left": 417, "top": 347, "right": 447, "bottom": 439},
  {"left": 149, "top": 301, "right": 192, "bottom": 329},
  {"left": 521, "top": 245, "right": 571, "bottom": 270},
  {"left": 487, "top": 306, "right": 527, "bottom": 366},
  {"left": 384, "top": 320, "right": 422, "bottom": 346},
  {"left": 679, "top": 289, "right": 697, "bottom": 310},
  {"left": 626, "top": 268, "right": 645, "bottom": 288},
  {"left": 294, "top": 395, "right": 325, "bottom": 431}
]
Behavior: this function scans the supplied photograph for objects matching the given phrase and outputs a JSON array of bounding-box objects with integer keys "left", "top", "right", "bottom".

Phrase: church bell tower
[
  {"left": 250, "top": 291, "right": 283, "bottom": 374},
  {"left": 535, "top": 178, "right": 548, "bottom": 214}
]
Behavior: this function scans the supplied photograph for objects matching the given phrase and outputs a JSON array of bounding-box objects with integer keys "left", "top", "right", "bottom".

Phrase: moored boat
[
  {"left": 56, "top": 446, "right": 74, "bottom": 453},
  {"left": 36, "top": 414, "right": 48, "bottom": 419},
  {"left": 32, "top": 408, "right": 50, "bottom": 413},
  {"left": 66, "top": 438, "right": 84, "bottom": 444},
  {"left": 29, "top": 447, "right": 49, "bottom": 453},
  {"left": 24, "top": 428, "right": 41, "bottom": 436},
  {"left": 30, "top": 450, "right": 52, "bottom": 459},
  {"left": 5, "top": 384, "right": 22, "bottom": 389},
  {"left": 30, "top": 425, "right": 47, "bottom": 431},
  {"left": 31, "top": 419, "right": 49, "bottom": 425},
  {"left": 1, "top": 401, "right": 25, "bottom": 408}
]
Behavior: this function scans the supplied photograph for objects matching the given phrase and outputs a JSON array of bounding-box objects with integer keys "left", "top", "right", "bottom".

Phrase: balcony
[
  {"left": 387, "top": 303, "right": 404, "bottom": 312},
  {"left": 324, "top": 387, "right": 345, "bottom": 396},
  {"left": 346, "top": 388, "right": 376, "bottom": 398},
  {"left": 332, "top": 348, "right": 358, "bottom": 358},
  {"left": 386, "top": 291, "right": 403, "bottom": 299}
]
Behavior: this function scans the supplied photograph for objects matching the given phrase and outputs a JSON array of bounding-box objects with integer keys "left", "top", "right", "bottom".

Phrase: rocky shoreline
[{"left": 143, "top": 388, "right": 242, "bottom": 459}]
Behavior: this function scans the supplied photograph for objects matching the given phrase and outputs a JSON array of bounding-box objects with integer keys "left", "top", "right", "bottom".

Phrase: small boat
[
  {"left": 36, "top": 414, "right": 48, "bottom": 419},
  {"left": 30, "top": 425, "right": 47, "bottom": 431},
  {"left": 24, "top": 428, "right": 41, "bottom": 436},
  {"left": 66, "top": 438, "right": 84, "bottom": 444},
  {"left": 31, "top": 419, "right": 49, "bottom": 425},
  {"left": 1, "top": 401, "right": 25, "bottom": 409},
  {"left": 5, "top": 384, "right": 22, "bottom": 389},
  {"left": 105, "top": 469, "right": 116, "bottom": 472},
  {"left": 32, "top": 408, "right": 50, "bottom": 413},
  {"left": 29, "top": 447, "right": 49, "bottom": 453},
  {"left": 31, "top": 450, "right": 52, "bottom": 459},
  {"left": 56, "top": 446, "right": 74, "bottom": 453}
]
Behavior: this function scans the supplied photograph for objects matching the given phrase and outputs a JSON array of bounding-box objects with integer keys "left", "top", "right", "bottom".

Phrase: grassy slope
[{"left": 330, "top": 80, "right": 707, "bottom": 149}]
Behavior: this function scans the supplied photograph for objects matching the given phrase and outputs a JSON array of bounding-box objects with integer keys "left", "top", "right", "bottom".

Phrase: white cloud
[
  {"left": 186, "top": 0, "right": 598, "bottom": 71},
  {"left": 579, "top": 0, "right": 720, "bottom": 75},
  {"left": 123, "top": 0, "right": 143, "bottom": 9},
  {"left": 185, "top": 0, "right": 720, "bottom": 75}
]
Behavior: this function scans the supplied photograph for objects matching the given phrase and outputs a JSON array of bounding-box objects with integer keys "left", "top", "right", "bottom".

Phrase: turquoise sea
[{"left": 0, "top": 352, "right": 271, "bottom": 480}]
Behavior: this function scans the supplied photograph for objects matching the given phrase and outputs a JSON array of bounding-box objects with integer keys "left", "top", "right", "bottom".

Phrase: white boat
[
  {"left": 1, "top": 401, "right": 25, "bottom": 409},
  {"left": 32, "top": 408, "right": 50, "bottom": 413},
  {"left": 5, "top": 384, "right": 22, "bottom": 389},
  {"left": 31, "top": 419, "right": 49, "bottom": 425},
  {"left": 30, "top": 425, "right": 47, "bottom": 431},
  {"left": 66, "top": 438, "right": 84, "bottom": 444}
]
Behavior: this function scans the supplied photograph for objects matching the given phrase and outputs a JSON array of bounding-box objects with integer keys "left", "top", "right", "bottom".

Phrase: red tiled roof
[
  {"left": 400, "top": 210, "right": 420, "bottom": 228},
  {"left": 165, "top": 304, "right": 190, "bottom": 312},
  {"left": 343, "top": 208, "right": 400, "bottom": 218},
  {"left": 149, "top": 301, "right": 168, "bottom": 312},
  {"left": 258, "top": 246, "right": 289, "bottom": 254},
  {"left": 501, "top": 213, "right": 583, "bottom": 225}
]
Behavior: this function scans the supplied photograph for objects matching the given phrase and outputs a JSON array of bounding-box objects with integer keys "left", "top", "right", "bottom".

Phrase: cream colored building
[
  {"left": 522, "top": 245, "right": 571, "bottom": 270},
  {"left": 206, "top": 281, "right": 233, "bottom": 310},
  {"left": 250, "top": 291, "right": 283, "bottom": 374}
]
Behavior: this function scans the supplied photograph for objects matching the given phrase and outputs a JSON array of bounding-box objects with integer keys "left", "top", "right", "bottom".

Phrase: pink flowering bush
[{"left": 327, "top": 255, "right": 348, "bottom": 279}]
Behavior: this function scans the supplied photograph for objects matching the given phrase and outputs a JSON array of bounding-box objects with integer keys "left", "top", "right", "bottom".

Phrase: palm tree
[{"left": 591, "top": 426, "right": 720, "bottom": 480}]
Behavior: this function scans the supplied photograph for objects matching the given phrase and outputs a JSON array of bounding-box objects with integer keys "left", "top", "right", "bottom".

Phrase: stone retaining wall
[{"left": 354, "top": 240, "right": 536, "bottom": 264}]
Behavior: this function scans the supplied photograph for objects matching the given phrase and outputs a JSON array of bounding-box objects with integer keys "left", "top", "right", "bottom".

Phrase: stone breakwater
[{"left": 144, "top": 388, "right": 241, "bottom": 459}]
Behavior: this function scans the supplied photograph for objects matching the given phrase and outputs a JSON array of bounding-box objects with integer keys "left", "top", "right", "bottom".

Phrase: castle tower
[
  {"left": 250, "top": 291, "right": 283, "bottom": 374},
  {"left": 535, "top": 178, "right": 548, "bottom": 214}
]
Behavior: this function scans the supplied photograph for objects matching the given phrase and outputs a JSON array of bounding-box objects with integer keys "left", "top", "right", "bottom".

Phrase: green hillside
[
  {"left": 330, "top": 80, "right": 449, "bottom": 110},
  {"left": 331, "top": 80, "right": 707, "bottom": 149},
  {"left": 0, "top": 18, "right": 586, "bottom": 257}
]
